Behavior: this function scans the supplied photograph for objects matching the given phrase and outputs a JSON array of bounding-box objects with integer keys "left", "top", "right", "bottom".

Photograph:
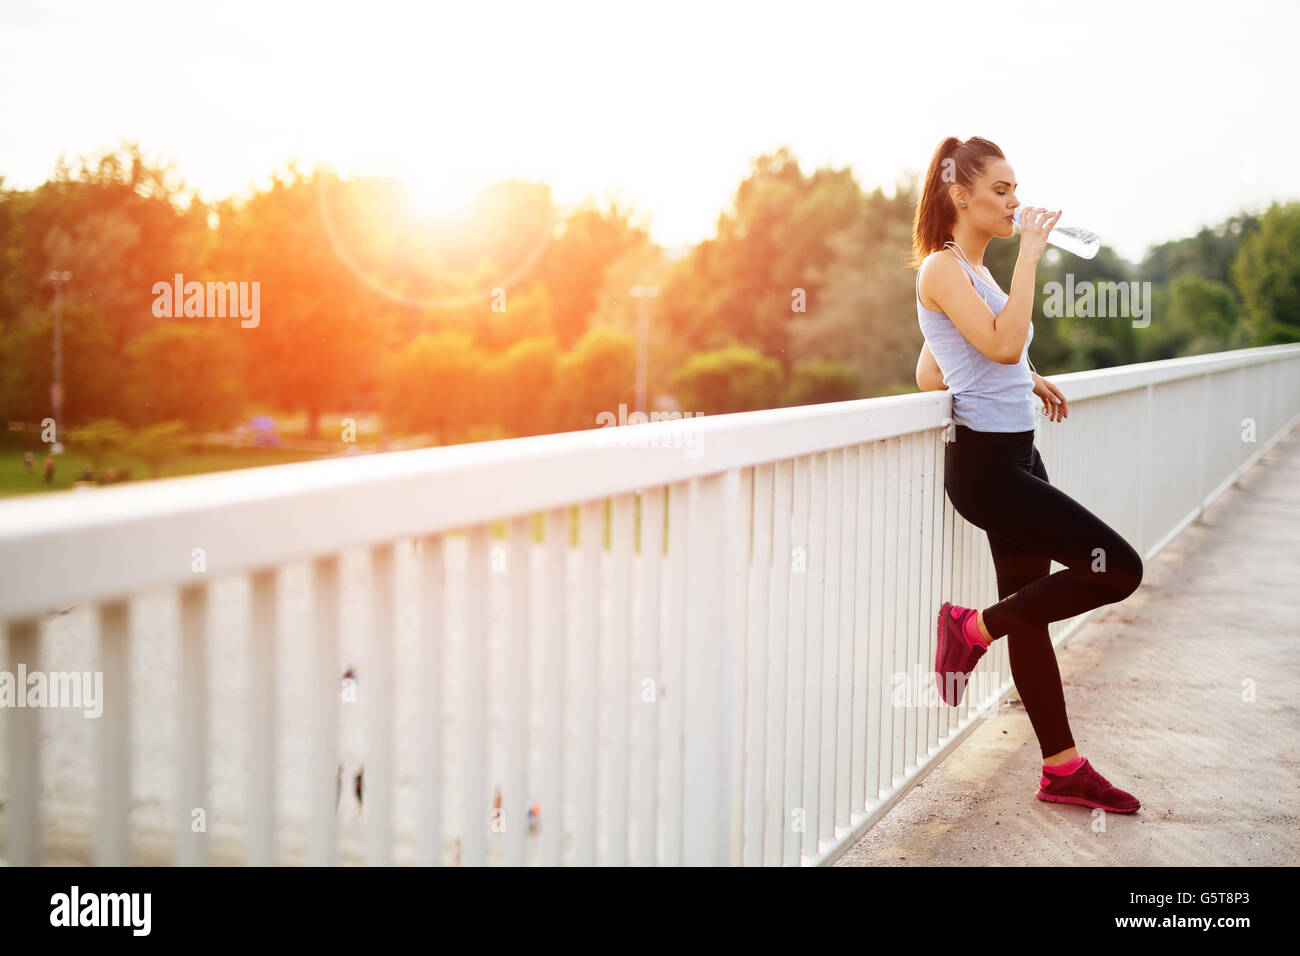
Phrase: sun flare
[{"left": 402, "top": 173, "right": 474, "bottom": 222}]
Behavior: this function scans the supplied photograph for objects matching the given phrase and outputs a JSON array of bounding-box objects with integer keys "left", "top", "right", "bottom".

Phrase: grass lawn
[{"left": 0, "top": 446, "right": 327, "bottom": 497}]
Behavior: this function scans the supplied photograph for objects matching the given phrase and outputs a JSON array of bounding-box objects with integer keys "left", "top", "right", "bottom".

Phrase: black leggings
[{"left": 943, "top": 423, "right": 1144, "bottom": 758}]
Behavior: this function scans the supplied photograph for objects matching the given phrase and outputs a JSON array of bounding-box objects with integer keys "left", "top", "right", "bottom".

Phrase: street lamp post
[
  {"left": 49, "top": 270, "right": 71, "bottom": 453},
  {"left": 629, "top": 285, "right": 658, "bottom": 415}
]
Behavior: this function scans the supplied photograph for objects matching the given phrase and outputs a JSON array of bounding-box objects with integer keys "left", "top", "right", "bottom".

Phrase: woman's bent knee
[{"left": 1101, "top": 539, "right": 1143, "bottom": 598}]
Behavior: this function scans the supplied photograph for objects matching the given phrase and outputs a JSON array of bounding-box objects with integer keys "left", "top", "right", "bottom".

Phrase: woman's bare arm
[
  {"left": 920, "top": 254, "right": 1036, "bottom": 365},
  {"left": 918, "top": 207, "right": 1058, "bottom": 365}
]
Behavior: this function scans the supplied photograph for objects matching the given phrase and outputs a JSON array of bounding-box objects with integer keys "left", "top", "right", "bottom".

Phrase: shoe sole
[{"left": 1035, "top": 790, "right": 1140, "bottom": 813}]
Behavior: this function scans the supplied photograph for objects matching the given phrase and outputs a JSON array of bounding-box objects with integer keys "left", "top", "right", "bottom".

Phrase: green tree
[
  {"left": 537, "top": 195, "right": 653, "bottom": 349},
  {"left": 1, "top": 144, "right": 207, "bottom": 352},
  {"left": 0, "top": 306, "right": 122, "bottom": 426},
  {"left": 0, "top": 144, "right": 202, "bottom": 427},
  {"left": 782, "top": 359, "right": 864, "bottom": 406},
  {"left": 125, "top": 324, "right": 245, "bottom": 431},
  {"left": 667, "top": 346, "right": 785, "bottom": 415},
  {"left": 212, "top": 167, "right": 383, "bottom": 438},
  {"left": 1030, "top": 245, "right": 1143, "bottom": 371},
  {"left": 379, "top": 329, "right": 490, "bottom": 442},
  {"left": 1166, "top": 273, "right": 1247, "bottom": 354},
  {"left": 787, "top": 182, "right": 921, "bottom": 394},
  {"left": 128, "top": 420, "right": 187, "bottom": 478},
  {"left": 474, "top": 281, "right": 556, "bottom": 352},
  {"left": 661, "top": 147, "right": 869, "bottom": 367},
  {"left": 67, "top": 418, "right": 129, "bottom": 472},
  {"left": 1230, "top": 201, "right": 1300, "bottom": 344},
  {"left": 1144, "top": 213, "right": 1260, "bottom": 287},
  {"left": 552, "top": 327, "right": 636, "bottom": 431},
  {"left": 486, "top": 335, "right": 561, "bottom": 437}
]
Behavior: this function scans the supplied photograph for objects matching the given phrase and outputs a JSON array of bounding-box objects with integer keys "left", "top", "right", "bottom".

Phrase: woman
[{"left": 912, "top": 136, "right": 1144, "bottom": 813}]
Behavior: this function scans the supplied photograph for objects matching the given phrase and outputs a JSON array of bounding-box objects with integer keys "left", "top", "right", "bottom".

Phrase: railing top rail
[{"left": 1, "top": 343, "right": 1296, "bottom": 620}]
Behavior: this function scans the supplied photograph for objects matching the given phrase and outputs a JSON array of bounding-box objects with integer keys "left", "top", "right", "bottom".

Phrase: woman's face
[{"left": 954, "top": 158, "right": 1019, "bottom": 238}]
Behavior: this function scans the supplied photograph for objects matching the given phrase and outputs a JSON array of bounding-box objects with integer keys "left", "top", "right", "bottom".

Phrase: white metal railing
[{"left": 2, "top": 343, "right": 1298, "bottom": 866}]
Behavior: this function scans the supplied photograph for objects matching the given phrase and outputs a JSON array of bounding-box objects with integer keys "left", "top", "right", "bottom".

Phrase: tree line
[{"left": 2, "top": 142, "right": 1296, "bottom": 455}]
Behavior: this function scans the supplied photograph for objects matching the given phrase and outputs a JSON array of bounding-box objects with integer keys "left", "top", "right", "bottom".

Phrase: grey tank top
[{"left": 916, "top": 250, "right": 1037, "bottom": 432}]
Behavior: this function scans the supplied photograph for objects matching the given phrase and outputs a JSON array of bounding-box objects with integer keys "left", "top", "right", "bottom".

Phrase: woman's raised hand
[{"left": 1016, "top": 207, "right": 1062, "bottom": 265}]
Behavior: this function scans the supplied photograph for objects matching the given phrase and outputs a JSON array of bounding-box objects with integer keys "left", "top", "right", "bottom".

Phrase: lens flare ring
[{"left": 313, "top": 169, "right": 557, "bottom": 311}]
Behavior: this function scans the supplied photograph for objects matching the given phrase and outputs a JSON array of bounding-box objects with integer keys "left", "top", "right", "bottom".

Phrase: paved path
[{"left": 836, "top": 423, "right": 1300, "bottom": 866}]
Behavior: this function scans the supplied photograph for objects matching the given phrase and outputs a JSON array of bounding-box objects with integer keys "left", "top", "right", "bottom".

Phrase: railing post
[
  {"left": 1137, "top": 383, "right": 1154, "bottom": 556},
  {"left": 784, "top": 456, "right": 810, "bottom": 865},
  {"left": 366, "top": 544, "right": 396, "bottom": 865},
  {"left": 574, "top": 502, "right": 600, "bottom": 865},
  {"left": 663, "top": 484, "right": 689, "bottom": 865},
  {"left": 1195, "top": 372, "right": 1209, "bottom": 522},
  {"left": 1235, "top": 364, "right": 1248, "bottom": 485},
  {"left": 5, "top": 618, "right": 42, "bottom": 865},
  {"left": 609, "top": 495, "right": 635, "bottom": 866},
  {"left": 247, "top": 570, "right": 276, "bottom": 865},
  {"left": 759, "top": 460, "right": 790, "bottom": 868},
  {"left": 539, "top": 511, "right": 567, "bottom": 866},
  {"left": 96, "top": 600, "right": 131, "bottom": 866},
  {"left": 636, "top": 488, "right": 664, "bottom": 866},
  {"left": 801, "top": 453, "right": 827, "bottom": 860},
  {"left": 309, "top": 556, "right": 340, "bottom": 866},
  {"left": 463, "top": 527, "right": 490, "bottom": 866},
  {"left": 725, "top": 467, "right": 746, "bottom": 866},
  {"left": 505, "top": 516, "right": 533, "bottom": 867},
  {"left": 747, "top": 464, "right": 775, "bottom": 866},
  {"left": 178, "top": 584, "right": 209, "bottom": 866},
  {"left": 835, "top": 445, "right": 859, "bottom": 833},
  {"left": 682, "top": 470, "right": 739, "bottom": 865}
]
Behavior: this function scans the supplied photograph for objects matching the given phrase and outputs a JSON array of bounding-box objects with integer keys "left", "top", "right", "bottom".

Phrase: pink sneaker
[
  {"left": 1036, "top": 758, "right": 1141, "bottom": 813},
  {"left": 934, "top": 601, "right": 988, "bottom": 706}
]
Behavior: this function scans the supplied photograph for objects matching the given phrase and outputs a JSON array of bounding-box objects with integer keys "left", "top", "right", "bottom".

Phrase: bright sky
[{"left": 1, "top": 0, "right": 1293, "bottom": 263}]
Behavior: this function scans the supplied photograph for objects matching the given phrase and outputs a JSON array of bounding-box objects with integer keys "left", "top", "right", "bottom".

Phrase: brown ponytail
[{"left": 907, "top": 136, "right": 1005, "bottom": 271}]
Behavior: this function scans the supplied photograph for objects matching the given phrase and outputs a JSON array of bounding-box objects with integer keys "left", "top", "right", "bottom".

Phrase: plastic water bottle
[{"left": 1012, "top": 206, "right": 1100, "bottom": 260}]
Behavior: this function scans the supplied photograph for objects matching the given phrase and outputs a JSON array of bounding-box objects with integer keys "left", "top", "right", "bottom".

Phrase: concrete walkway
[{"left": 836, "top": 423, "right": 1300, "bottom": 866}]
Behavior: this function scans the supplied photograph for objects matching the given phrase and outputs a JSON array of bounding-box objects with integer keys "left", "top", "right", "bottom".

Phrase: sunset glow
[{"left": 3, "top": 0, "right": 1297, "bottom": 259}]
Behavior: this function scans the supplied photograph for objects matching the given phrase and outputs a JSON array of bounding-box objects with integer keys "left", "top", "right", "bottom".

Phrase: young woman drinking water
[{"left": 911, "top": 136, "right": 1144, "bottom": 813}]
